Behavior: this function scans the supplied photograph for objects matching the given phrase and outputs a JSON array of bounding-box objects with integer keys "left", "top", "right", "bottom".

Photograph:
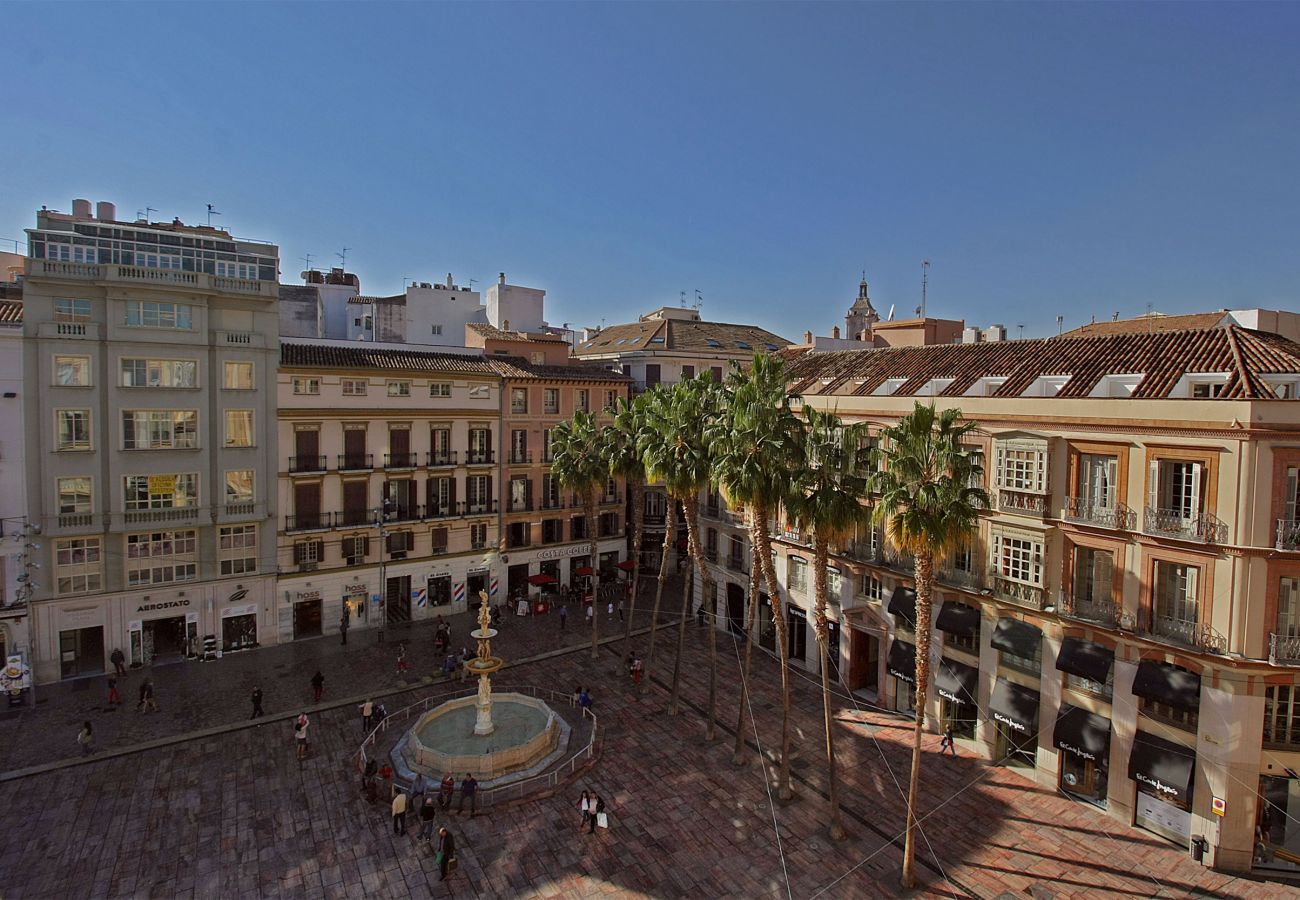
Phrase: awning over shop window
[
  {"left": 1128, "top": 731, "right": 1195, "bottom": 803},
  {"left": 1055, "top": 637, "right": 1114, "bottom": 684},
  {"left": 887, "top": 639, "right": 916, "bottom": 684},
  {"left": 1052, "top": 703, "right": 1112, "bottom": 762},
  {"left": 989, "top": 677, "right": 1041, "bottom": 735},
  {"left": 990, "top": 617, "right": 1042, "bottom": 659},
  {"left": 935, "top": 657, "right": 979, "bottom": 705},
  {"left": 936, "top": 601, "right": 980, "bottom": 638},
  {"left": 887, "top": 586, "right": 917, "bottom": 625},
  {"left": 1132, "top": 660, "right": 1201, "bottom": 712}
]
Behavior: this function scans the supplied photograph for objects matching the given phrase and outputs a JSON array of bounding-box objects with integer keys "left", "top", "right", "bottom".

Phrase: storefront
[
  {"left": 1128, "top": 730, "right": 1196, "bottom": 846},
  {"left": 787, "top": 605, "right": 807, "bottom": 663},
  {"left": 727, "top": 583, "right": 745, "bottom": 635},
  {"left": 847, "top": 626, "right": 880, "bottom": 695},
  {"left": 1056, "top": 636, "right": 1115, "bottom": 693},
  {"left": 759, "top": 593, "right": 776, "bottom": 652},
  {"left": 59, "top": 624, "right": 104, "bottom": 679},
  {"left": 1053, "top": 703, "right": 1112, "bottom": 807},
  {"left": 1256, "top": 775, "right": 1300, "bottom": 873},
  {"left": 887, "top": 585, "right": 917, "bottom": 629},
  {"left": 130, "top": 599, "right": 196, "bottom": 666},
  {"left": 342, "top": 582, "right": 370, "bottom": 626},
  {"left": 935, "top": 657, "right": 979, "bottom": 739},
  {"left": 887, "top": 638, "right": 917, "bottom": 715},
  {"left": 220, "top": 603, "right": 259, "bottom": 653},
  {"left": 293, "top": 589, "right": 323, "bottom": 639},
  {"left": 508, "top": 563, "right": 529, "bottom": 598},
  {"left": 989, "top": 677, "right": 1041, "bottom": 768}
]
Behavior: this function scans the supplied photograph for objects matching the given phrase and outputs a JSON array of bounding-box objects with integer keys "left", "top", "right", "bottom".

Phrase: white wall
[
  {"left": 403, "top": 284, "right": 487, "bottom": 348},
  {"left": 320, "top": 282, "right": 362, "bottom": 339},
  {"left": 487, "top": 282, "right": 546, "bottom": 332}
]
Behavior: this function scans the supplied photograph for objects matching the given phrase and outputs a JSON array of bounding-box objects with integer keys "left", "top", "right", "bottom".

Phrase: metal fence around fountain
[{"left": 352, "top": 682, "right": 598, "bottom": 808}]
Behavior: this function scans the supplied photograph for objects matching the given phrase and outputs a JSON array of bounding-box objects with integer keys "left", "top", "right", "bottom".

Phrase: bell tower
[{"left": 845, "top": 274, "right": 879, "bottom": 341}]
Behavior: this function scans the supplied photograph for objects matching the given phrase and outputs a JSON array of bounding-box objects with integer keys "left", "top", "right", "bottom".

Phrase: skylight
[
  {"left": 706, "top": 339, "right": 722, "bottom": 348},
  {"left": 649, "top": 336, "right": 665, "bottom": 344},
  {"left": 765, "top": 343, "right": 779, "bottom": 351},
  {"left": 736, "top": 341, "right": 752, "bottom": 350}
]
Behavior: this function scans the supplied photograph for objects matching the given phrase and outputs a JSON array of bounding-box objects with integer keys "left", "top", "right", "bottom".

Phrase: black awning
[
  {"left": 936, "top": 601, "right": 980, "bottom": 638},
  {"left": 988, "top": 678, "right": 1041, "bottom": 735},
  {"left": 1128, "top": 731, "right": 1196, "bottom": 804},
  {"left": 1132, "top": 660, "right": 1201, "bottom": 712},
  {"left": 1055, "top": 637, "right": 1115, "bottom": 684},
  {"left": 990, "top": 617, "right": 1042, "bottom": 659},
  {"left": 935, "top": 657, "right": 979, "bottom": 706},
  {"left": 887, "top": 639, "right": 916, "bottom": 684},
  {"left": 1053, "top": 703, "right": 1112, "bottom": 763},
  {"left": 887, "top": 586, "right": 917, "bottom": 625}
]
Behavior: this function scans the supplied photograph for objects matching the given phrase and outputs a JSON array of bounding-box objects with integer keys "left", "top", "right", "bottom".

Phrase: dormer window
[
  {"left": 873, "top": 377, "right": 908, "bottom": 396},
  {"left": 965, "top": 376, "right": 1008, "bottom": 397},
  {"left": 920, "top": 377, "right": 955, "bottom": 396},
  {"left": 1191, "top": 382, "right": 1224, "bottom": 399},
  {"left": 1023, "top": 375, "right": 1070, "bottom": 398},
  {"left": 1089, "top": 374, "right": 1144, "bottom": 398}
]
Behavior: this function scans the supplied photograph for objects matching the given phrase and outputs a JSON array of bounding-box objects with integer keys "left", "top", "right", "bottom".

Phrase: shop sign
[
  {"left": 147, "top": 474, "right": 177, "bottom": 494},
  {"left": 1057, "top": 740, "right": 1096, "bottom": 762},
  {"left": 993, "top": 710, "right": 1029, "bottom": 734},
  {"left": 58, "top": 606, "right": 102, "bottom": 627},
  {"left": 137, "top": 599, "right": 191, "bottom": 613},
  {"left": 1134, "top": 771, "right": 1179, "bottom": 798},
  {"left": 296, "top": 590, "right": 322, "bottom": 603},
  {"left": 1211, "top": 796, "right": 1225, "bottom": 817},
  {"left": 343, "top": 584, "right": 367, "bottom": 595},
  {"left": 1, "top": 655, "right": 31, "bottom": 694},
  {"left": 222, "top": 603, "right": 257, "bottom": 619},
  {"left": 535, "top": 545, "right": 587, "bottom": 560}
]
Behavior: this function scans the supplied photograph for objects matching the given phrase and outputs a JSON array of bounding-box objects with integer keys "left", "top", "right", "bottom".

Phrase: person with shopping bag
[
  {"left": 588, "top": 793, "right": 607, "bottom": 834},
  {"left": 436, "top": 827, "right": 456, "bottom": 881}
]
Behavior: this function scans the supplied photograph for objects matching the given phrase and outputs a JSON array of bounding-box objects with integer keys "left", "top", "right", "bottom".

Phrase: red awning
[
  {"left": 573, "top": 566, "right": 594, "bottom": 576},
  {"left": 527, "top": 574, "right": 557, "bottom": 585},
  {"left": 616, "top": 560, "right": 636, "bottom": 571}
]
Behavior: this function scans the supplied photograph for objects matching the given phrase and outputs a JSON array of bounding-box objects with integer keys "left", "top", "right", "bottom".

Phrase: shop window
[
  {"left": 1065, "top": 669, "right": 1113, "bottom": 699},
  {"left": 1140, "top": 694, "right": 1199, "bottom": 732},
  {"left": 1264, "top": 685, "right": 1300, "bottom": 748},
  {"left": 788, "top": 557, "right": 808, "bottom": 594}
]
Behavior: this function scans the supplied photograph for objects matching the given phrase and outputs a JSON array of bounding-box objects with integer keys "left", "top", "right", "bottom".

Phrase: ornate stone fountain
[{"left": 466, "top": 589, "right": 503, "bottom": 735}]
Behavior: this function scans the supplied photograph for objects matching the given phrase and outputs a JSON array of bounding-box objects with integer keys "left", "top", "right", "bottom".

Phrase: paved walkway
[{"left": 0, "top": 584, "right": 1289, "bottom": 898}]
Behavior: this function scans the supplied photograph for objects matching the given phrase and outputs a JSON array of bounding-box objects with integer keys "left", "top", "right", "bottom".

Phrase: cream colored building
[{"left": 698, "top": 324, "right": 1300, "bottom": 876}]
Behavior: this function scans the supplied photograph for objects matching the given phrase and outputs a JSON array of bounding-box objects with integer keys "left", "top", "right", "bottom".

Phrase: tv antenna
[
  {"left": 693, "top": 289, "right": 704, "bottom": 312},
  {"left": 920, "top": 259, "right": 930, "bottom": 318},
  {"left": 337, "top": 247, "right": 351, "bottom": 270},
  {"left": 205, "top": 203, "right": 221, "bottom": 226},
  {"left": 301, "top": 252, "right": 315, "bottom": 272},
  {"left": 468, "top": 278, "right": 478, "bottom": 289},
  {"left": 1017, "top": 323, "right": 1025, "bottom": 341},
  {"left": 136, "top": 207, "right": 158, "bottom": 222},
  {"left": 1056, "top": 315, "right": 1064, "bottom": 336},
  {"left": 679, "top": 290, "right": 687, "bottom": 308}
]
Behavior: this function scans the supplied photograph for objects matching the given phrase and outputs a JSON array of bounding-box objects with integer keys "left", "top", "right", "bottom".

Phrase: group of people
[
  {"left": 571, "top": 685, "right": 594, "bottom": 710},
  {"left": 578, "top": 790, "right": 609, "bottom": 834},
  {"left": 624, "top": 652, "right": 643, "bottom": 684},
  {"left": 382, "top": 771, "right": 478, "bottom": 881}
]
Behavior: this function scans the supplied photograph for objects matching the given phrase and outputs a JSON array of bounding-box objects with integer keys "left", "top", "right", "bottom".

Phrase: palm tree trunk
[
  {"left": 668, "top": 554, "right": 692, "bottom": 716},
  {"left": 813, "top": 536, "right": 846, "bottom": 841},
  {"left": 732, "top": 504, "right": 764, "bottom": 765},
  {"left": 901, "top": 550, "right": 934, "bottom": 889},
  {"left": 622, "top": 479, "right": 644, "bottom": 659},
  {"left": 641, "top": 522, "right": 675, "bottom": 694},
  {"left": 682, "top": 494, "right": 717, "bottom": 740},
  {"left": 754, "top": 512, "right": 795, "bottom": 801},
  {"left": 587, "top": 493, "right": 599, "bottom": 660}
]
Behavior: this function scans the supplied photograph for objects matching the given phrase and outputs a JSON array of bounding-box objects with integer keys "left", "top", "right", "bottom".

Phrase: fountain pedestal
[{"left": 465, "top": 589, "right": 503, "bottom": 736}]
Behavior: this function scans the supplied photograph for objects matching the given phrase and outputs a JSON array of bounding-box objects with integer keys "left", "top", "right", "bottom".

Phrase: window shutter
[
  {"left": 990, "top": 533, "right": 1001, "bottom": 577},
  {"left": 1287, "top": 468, "right": 1299, "bottom": 522},
  {"left": 449, "top": 477, "right": 457, "bottom": 511},
  {"left": 1188, "top": 462, "right": 1203, "bottom": 520},
  {"left": 1104, "top": 457, "right": 1118, "bottom": 507},
  {"left": 1147, "top": 459, "right": 1160, "bottom": 513},
  {"left": 293, "top": 542, "right": 304, "bottom": 564},
  {"left": 1185, "top": 566, "right": 1199, "bottom": 619}
]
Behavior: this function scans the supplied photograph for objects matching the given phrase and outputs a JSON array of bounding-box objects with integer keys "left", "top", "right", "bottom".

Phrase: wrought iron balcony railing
[
  {"left": 1063, "top": 496, "right": 1137, "bottom": 531},
  {"left": 1143, "top": 507, "right": 1228, "bottom": 544}
]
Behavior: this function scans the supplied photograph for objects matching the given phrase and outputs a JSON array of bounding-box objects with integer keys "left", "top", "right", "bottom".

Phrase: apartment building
[
  {"left": 277, "top": 342, "right": 505, "bottom": 640},
  {"left": 0, "top": 286, "right": 28, "bottom": 675},
  {"left": 698, "top": 324, "right": 1300, "bottom": 875},
  {"left": 21, "top": 200, "right": 280, "bottom": 683}
]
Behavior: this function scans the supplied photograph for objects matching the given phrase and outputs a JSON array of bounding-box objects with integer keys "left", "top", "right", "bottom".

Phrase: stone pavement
[{"left": 0, "top": 587, "right": 1292, "bottom": 899}]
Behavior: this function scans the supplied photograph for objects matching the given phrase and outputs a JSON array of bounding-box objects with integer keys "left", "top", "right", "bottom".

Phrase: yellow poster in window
[{"left": 147, "top": 474, "right": 176, "bottom": 494}]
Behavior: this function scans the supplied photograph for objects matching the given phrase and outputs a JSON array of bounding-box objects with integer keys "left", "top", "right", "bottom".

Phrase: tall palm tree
[
  {"left": 708, "top": 353, "right": 802, "bottom": 782},
  {"left": 640, "top": 375, "right": 720, "bottom": 738},
  {"left": 788, "top": 406, "right": 872, "bottom": 842},
  {"left": 603, "top": 394, "right": 648, "bottom": 660},
  {"left": 871, "top": 402, "right": 988, "bottom": 888},
  {"left": 550, "top": 409, "right": 608, "bottom": 660}
]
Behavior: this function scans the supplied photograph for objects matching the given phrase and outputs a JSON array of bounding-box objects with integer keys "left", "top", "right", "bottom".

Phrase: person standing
[
  {"left": 339, "top": 611, "right": 350, "bottom": 646},
  {"left": 109, "top": 648, "right": 127, "bottom": 677},
  {"left": 579, "top": 688, "right": 593, "bottom": 711},
  {"left": 618, "top": 598, "right": 625, "bottom": 622},
  {"left": 939, "top": 724, "right": 957, "bottom": 757},
  {"left": 632, "top": 655, "right": 643, "bottom": 685},
  {"left": 607, "top": 600, "right": 614, "bottom": 620},
  {"left": 250, "top": 686, "right": 264, "bottom": 719},
  {"left": 311, "top": 670, "right": 325, "bottom": 703},
  {"left": 585, "top": 603, "right": 594, "bottom": 629},
  {"left": 579, "top": 790, "right": 592, "bottom": 831},
  {"left": 138, "top": 678, "right": 157, "bottom": 713},
  {"left": 438, "top": 773, "right": 455, "bottom": 810},
  {"left": 419, "top": 794, "right": 437, "bottom": 841},
  {"left": 360, "top": 698, "right": 374, "bottom": 732},
  {"left": 391, "top": 789, "right": 408, "bottom": 835},
  {"left": 107, "top": 673, "right": 121, "bottom": 708},
  {"left": 376, "top": 602, "right": 386, "bottom": 644},
  {"left": 410, "top": 773, "right": 427, "bottom": 813},
  {"left": 396, "top": 644, "right": 409, "bottom": 676},
  {"left": 559, "top": 604, "right": 568, "bottom": 630},
  {"left": 588, "top": 793, "right": 605, "bottom": 834},
  {"left": 697, "top": 603, "right": 706, "bottom": 627},
  {"left": 76, "top": 721, "right": 94, "bottom": 756},
  {"left": 436, "top": 827, "right": 456, "bottom": 881},
  {"left": 457, "top": 773, "right": 478, "bottom": 817},
  {"left": 295, "top": 713, "right": 310, "bottom": 761}
]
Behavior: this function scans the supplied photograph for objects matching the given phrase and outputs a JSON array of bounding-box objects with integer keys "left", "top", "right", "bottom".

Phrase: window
[
  {"left": 1149, "top": 460, "right": 1202, "bottom": 520},
  {"left": 827, "top": 568, "right": 842, "bottom": 604},
  {"left": 543, "top": 388, "right": 559, "bottom": 414},
  {"left": 468, "top": 384, "right": 491, "bottom": 399},
  {"left": 225, "top": 469, "right": 254, "bottom": 503},
  {"left": 224, "top": 362, "right": 253, "bottom": 390},
  {"left": 576, "top": 389, "right": 589, "bottom": 412},
  {"left": 1191, "top": 381, "right": 1225, "bottom": 399},
  {"left": 215, "top": 260, "right": 259, "bottom": 280},
  {"left": 645, "top": 364, "right": 661, "bottom": 386},
  {"left": 56, "top": 409, "right": 92, "bottom": 450},
  {"left": 131, "top": 251, "right": 182, "bottom": 270},
  {"left": 605, "top": 390, "right": 618, "bottom": 410},
  {"left": 121, "top": 358, "right": 197, "bottom": 388},
  {"left": 292, "top": 377, "right": 320, "bottom": 395},
  {"left": 57, "top": 476, "right": 92, "bottom": 514},
  {"left": 682, "top": 365, "right": 695, "bottom": 379},
  {"left": 343, "top": 535, "right": 369, "bottom": 565},
  {"left": 511, "top": 430, "right": 529, "bottom": 464},
  {"left": 710, "top": 366, "right": 723, "bottom": 382},
  {"left": 999, "top": 641, "right": 1041, "bottom": 675},
  {"left": 386, "top": 530, "right": 414, "bottom": 556},
  {"left": 511, "top": 388, "right": 528, "bottom": 414},
  {"left": 788, "top": 557, "right": 808, "bottom": 593},
  {"left": 47, "top": 243, "right": 98, "bottom": 263},
  {"left": 342, "top": 378, "right": 368, "bottom": 396},
  {"left": 55, "top": 298, "right": 92, "bottom": 322},
  {"left": 126, "top": 529, "right": 198, "bottom": 586},
  {"left": 1153, "top": 561, "right": 1199, "bottom": 631},
  {"left": 1279, "top": 577, "right": 1300, "bottom": 639},
  {"left": 122, "top": 410, "right": 197, "bottom": 450},
  {"left": 124, "top": 473, "right": 198, "bottom": 510},
  {"left": 467, "top": 475, "right": 491, "bottom": 512},
  {"left": 54, "top": 356, "right": 91, "bottom": 386},
  {"left": 1140, "top": 676, "right": 1199, "bottom": 731},
  {"left": 470, "top": 523, "right": 488, "bottom": 549},
  {"left": 387, "top": 381, "right": 411, "bottom": 398},
  {"left": 1072, "top": 546, "right": 1114, "bottom": 607},
  {"left": 431, "top": 324, "right": 443, "bottom": 336},
  {"left": 219, "top": 525, "right": 257, "bottom": 575},
  {"left": 1065, "top": 668, "right": 1113, "bottom": 699},
  {"left": 995, "top": 442, "right": 1048, "bottom": 494},
  {"left": 125, "top": 300, "right": 192, "bottom": 329},
  {"left": 55, "top": 537, "right": 101, "bottom": 594},
  {"left": 224, "top": 410, "right": 254, "bottom": 447},
  {"left": 861, "top": 573, "right": 883, "bottom": 601},
  {"left": 430, "top": 382, "right": 451, "bottom": 398},
  {"left": 993, "top": 534, "right": 1042, "bottom": 585},
  {"left": 1077, "top": 453, "right": 1118, "bottom": 510},
  {"left": 293, "top": 540, "right": 323, "bottom": 568},
  {"left": 430, "top": 526, "right": 449, "bottom": 552},
  {"left": 1264, "top": 685, "right": 1300, "bottom": 748}
]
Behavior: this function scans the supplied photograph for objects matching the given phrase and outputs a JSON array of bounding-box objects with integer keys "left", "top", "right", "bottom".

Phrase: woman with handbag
[
  {"left": 588, "top": 794, "right": 606, "bottom": 835},
  {"left": 578, "top": 790, "right": 591, "bottom": 831}
]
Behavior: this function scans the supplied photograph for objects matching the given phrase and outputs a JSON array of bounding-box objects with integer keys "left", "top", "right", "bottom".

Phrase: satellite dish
[{"left": 887, "top": 304, "right": 895, "bottom": 321}]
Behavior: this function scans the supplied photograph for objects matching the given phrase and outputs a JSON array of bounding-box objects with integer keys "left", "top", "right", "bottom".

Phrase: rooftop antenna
[
  {"left": 920, "top": 259, "right": 930, "bottom": 318},
  {"left": 679, "top": 290, "right": 687, "bottom": 308},
  {"left": 301, "top": 252, "right": 314, "bottom": 272},
  {"left": 205, "top": 203, "right": 220, "bottom": 226},
  {"left": 1056, "top": 314, "right": 1064, "bottom": 336},
  {"left": 468, "top": 278, "right": 478, "bottom": 289},
  {"left": 1146, "top": 301, "right": 1155, "bottom": 334},
  {"left": 693, "top": 289, "right": 704, "bottom": 312},
  {"left": 136, "top": 206, "right": 157, "bottom": 222},
  {"left": 1017, "top": 323, "right": 1025, "bottom": 341},
  {"left": 337, "top": 247, "right": 351, "bottom": 271}
]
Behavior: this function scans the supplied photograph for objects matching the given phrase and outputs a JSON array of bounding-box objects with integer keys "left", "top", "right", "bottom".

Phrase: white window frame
[
  {"left": 125, "top": 300, "right": 192, "bottom": 329},
  {"left": 292, "top": 377, "right": 320, "bottom": 396},
  {"left": 120, "top": 358, "right": 198, "bottom": 389},
  {"left": 342, "top": 378, "right": 368, "bottom": 396},
  {"left": 57, "top": 476, "right": 93, "bottom": 514},
  {"left": 991, "top": 532, "right": 1043, "bottom": 586},
  {"left": 54, "top": 298, "right": 92, "bottom": 322},
  {"left": 543, "top": 388, "right": 560, "bottom": 414},
  {"left": 995, "top": 440, "right": 1048, "bottom": 494},
  {"left": 575, "top": 389, "right": 589, "bottom": 412},
  {"left": 429, "top": 382, "right": 451, "bottom": 398},
  {"left": 224, "top": 469, "right": 254, "bottom": 503},
  {"left": 55, "top": 537, "right": 102, "bottom": 594},
  {"left": 224, "top": 409, "right": 255, "bottom": 447},
  {"left": 223, "top": 362, "right": 254, "bottom": 390},
  {"left": 54, "top": 355, "right": 91, "bottom": 387},
  {"left": 219, "top": 525, "right": 258, "bottom": 575},
  {"left": 214, "top": 260, "right": 259, "bottom": 281},
  {"left": 510, "top": 388, "right": 528, "bottom": 414},
  {"left": 122, "top": 410, "right": 198, "bottom": 450},
  {"left": 125, "top": 529, "right": 198, "bottom": 586},
  {"left": 387, "top": 381, "right": 412, "bottom": 398},
  {"left": 788, "top": 556, "right": 808, "bottom": 594},
  {"left": 56, "top": 409, "right": 92, "bottom": 451}
]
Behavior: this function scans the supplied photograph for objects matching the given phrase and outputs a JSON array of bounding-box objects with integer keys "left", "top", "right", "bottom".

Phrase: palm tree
[
  {"left": 550, "top": 409, "right": 608, "bottom": 660},
  {"left": 640, "top": 375, "right": 720, "bottom": 738},
  {"left": 708, "top": 354, "right": 802, "bottom": 783},
  {"left": 871, "top": 402, "right": 988, "bottom": 888},
  {"left": 788, "top": 406, "right": 872, "bottom": 842},
  {"left": 603, "top": 394, "right": 648, "bottom": 660}
]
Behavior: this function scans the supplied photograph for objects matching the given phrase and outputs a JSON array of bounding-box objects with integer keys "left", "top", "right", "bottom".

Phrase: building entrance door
[
  {"left": 59, "top": 626, "right": 104, "bottom": 679},
  {"left": 386, "top": 575, "right": 412, "bottom": 624},
  {"left": 293, "top": 600, "right": 323, "bottom": 639},
  {"left": 143, "top": 615, "right": 189, "bottom": 664},
  {"left": 467, "top": 571, "right": 488, "bottom": 606},
  {"left": 848, "top": 629, "right": 880, "bottom": 693},
  {"left": 727, "top": 583, "right": 745, "bottom": 635}
]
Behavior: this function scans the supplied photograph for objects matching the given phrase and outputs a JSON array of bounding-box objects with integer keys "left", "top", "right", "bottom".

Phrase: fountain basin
[{"left": 406, "top": 691, "right": 560, "bottom": 780}]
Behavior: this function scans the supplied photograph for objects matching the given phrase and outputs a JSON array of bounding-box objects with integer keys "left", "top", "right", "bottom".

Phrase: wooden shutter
[
  {"left": 1188, "top": 463, "right": 1202, "bottom": 520},
  {"left": 344, "top": 429, "right": 365, "bottom": 459},
  {"left": 1147, "top": 459, "right": 1160, "bottom": 513},
  {"left": 295, "top": 428, "right": 319, "bottom": 460},
  {"left": 1287, "top": 467, "right": 1299, "bottom": 522}
]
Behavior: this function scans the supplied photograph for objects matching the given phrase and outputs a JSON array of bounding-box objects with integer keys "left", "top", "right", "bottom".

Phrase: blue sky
[{"left": 6, "top": 3, "right": 1298, "bottom": 340}]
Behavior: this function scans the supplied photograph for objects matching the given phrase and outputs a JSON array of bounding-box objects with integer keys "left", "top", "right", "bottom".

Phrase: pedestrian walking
[
  {"left": 250, "top": 686, "right": 264, "bottom": 719},
  {"left": 109, "top": 648, "right": 127, "bottom": 677},
  {"left": 339, "top": 611, "right": 350, "bottom": 646},
  {"left": 588, "top": 793, "right": 606, "bottom": 834},
  {"left": 607, "top": 600, "right": 614, "bottom": 620},
  {"left": 419, "top": 793, "right": 438, "bottom": 841},
  {"left": 697, "top": 603, "right": 706, "bottom": 627},
  {"left": 396, "top": 643, "right": 409, "bottom": 676},
  {"left": 579, "top": 790, "right": 592, "bottom": 830},
  {"left": 138, "top": 678, "right": 157, "bottom": 713},
  {"left": 375, "top": 701, "right": 388, "bottom": 725},
  {"left": 442, "top": 654, "right": 456, "bottom": 679},
  {"left": 632, "top": 654, "right": 643, "bottom": 684},
  {"left": 76, "top": 721, "right": 94, "bottom": 756},
  {"left": 411, "top": 773, "right": 427, "bottom": 812},
  {"left": 939, "top": 724, "right": 957, "bottom": 757},
  {"left": 391, "top": 790, "right": 408, "bottom": 835},
  {"left": 311, "top": 670, "right": 325, "bottom": 703},
  {"left": 360, "top": 698, "right": 374, "bottom": 732},
  {"left": 579, "top": 687, "right": 593, "bottom": 711},
  {"left": 107, "top": 673, "right": 121, "bottom": 707},
  {"left": 585, "top": 603, "right": 594, "bottom": 627},
  {"left": 376, "top": 602, "right": 386, "bottom": 644},
  {"left": 438, "top": 773, "right": 455, "bottom": 809},
  {"left": 435, "top": 827, "right": 456, "bottom": 881},
  {"left": 571, "top": 684, "right": 580, "bottom": 706},
  {"left": 295, "top": 713, "right": 309, "bottom": 761},
  {"left": 457, "top": 773, "right": 478, "bottom": 816},
  {"left": 559, "top": 604, "right": 568, "bottom": 630}
]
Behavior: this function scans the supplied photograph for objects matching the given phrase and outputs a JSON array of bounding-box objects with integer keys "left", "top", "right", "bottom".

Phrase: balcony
[
  {"left": 337, "top": 453, "right": 373, "bottom": 472},
  {"left": 1270, "top": 632, "right": 1300, "bottom": 665},
  {"left": 723, "top": 509, "right": 746, "bottom": 526},
  {"left": 384, "top": 452, "right": 419, "bottom": 470},
  {"left": 937, "top": 567, "right": 984, "bottom": 592},
  {"left": 705, "top": 548, "right": 718, "bottom": 563},
  {"left": 1277, "top": 519, "right": 1300, "bottom": 551},
  {"left": 507, "top": 498, "right": 534, "bottom": 514},
  {"left": 285, "top": 512, "right": 331, "bottom": 532},
  {"left": 1059, "top": 592, "right": 1124, "bottom": 627},
  {"left": 28, "top": 259, "right": 277, "bottom": 296},
  {"left": 882, "top": 551, "right": 915, "bottom": 574},
  {"left": 703, "top": 504, "right": 721, "bottom": 520},
  {"left": 997, "top": 489, "right": 1048, "bottom": 517},
  {"left": 338, "top": 506, "right": 378, "bottom": 528},
  {"left": 1064, "top": 497, "right": 1137, "bottom": 531},
  {"left": 781, "top": 528, "right": 810, "bottom": 546},
  {"left": 506, "top": 533, "right": 531, "bottom": 549},
  {"left": 466, "top": 451, "right": 495, "bottom": 466},
  {"left": 842, "top": 540, "right": 879, "bottom": 564},
  {"left": 124, "top": 507, "right": 200, "bottom": 525},
  {"left": 540, "top": 496, "right": 567, "bottom": 511},
  {"left": 509, "top": 450, "right": 533, "bottom": 465},
  {"left": 465, "top": 499, "right": 498, "bottom": 516},
  {"left": 223, "top": 502, "right": 256, "bottom": 518},
  {"left": 289, "top": 455, "right": 327, "bottom": 474},
  {"left": 427, "top": 450, "right": 458, "bottom": 468},
  {"left": 426, "top": 503, "right": 457, "bottom": 520},
  {"left": 57, "top": 512, "right": 96, "bottom": 529},
  {"left": 1147, "top": 615, "right": 1228, "bottom": 654},
  {"left": 726, "top": 555, "right": 749, "bottom": 574},
  {"left": 1143, "top": 507, "right": 1228, "bottom": 544},
  {"left": 601, "top": 494, "right": 622, "bottom": 506},
  {"left": 38, "top": 321, "right": 101, "bottom": 340},
  {"left": 991, "top": 576, "right": 1045, "bottom": 609},
  {"left": 380, "top": 504, "right": 422, "bottom": 524}
]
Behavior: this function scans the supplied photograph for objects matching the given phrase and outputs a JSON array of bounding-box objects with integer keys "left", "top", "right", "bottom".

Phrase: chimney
[
  {"left": 96, "top": 201, "right": 116, "bottom": 222},
  {"left": 803, "top": 330, "right": 813, "bottom": 344},
  {"left": 503, "top": 319, "right": 510, "bottom": 331},
  {"left": 72, "top": 199, "right": 92, "bottom": 219},
  {"left": 831, "top": 325, "right": 840, "bottom": 339},
  {"left": 447, "top": 273, "right": 454, "bottom": 289},
  {"left": 498, "top": 272, "right": 506, "bottom": 285}
]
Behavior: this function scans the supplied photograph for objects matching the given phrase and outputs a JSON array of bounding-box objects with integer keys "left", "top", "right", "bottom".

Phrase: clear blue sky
[{"left": 6, "top": 3, "right": 1298, "bottom": 340}]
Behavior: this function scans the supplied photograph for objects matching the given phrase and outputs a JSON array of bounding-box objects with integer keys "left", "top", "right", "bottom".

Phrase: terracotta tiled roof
[
  {"left": 573, "top": 318, "right": 790, "bottom": 356},
  {"left": 0, "top": 300, "right": 21, "bottom": 324},
  {"left": 1059, "top": 311, "right": 1227, "bottom": 339},
  {"left": 785, "top": 327, "right": 1300, "bottom": 401},
  {"left": 490, "top": 357, "right": 631, "bottom": 383},
  {"left": 280, "top": 342, "right": 505, "bottom": 376},
  {"left": 468, "top": 323, "right": 568, "bottom": 343}
]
